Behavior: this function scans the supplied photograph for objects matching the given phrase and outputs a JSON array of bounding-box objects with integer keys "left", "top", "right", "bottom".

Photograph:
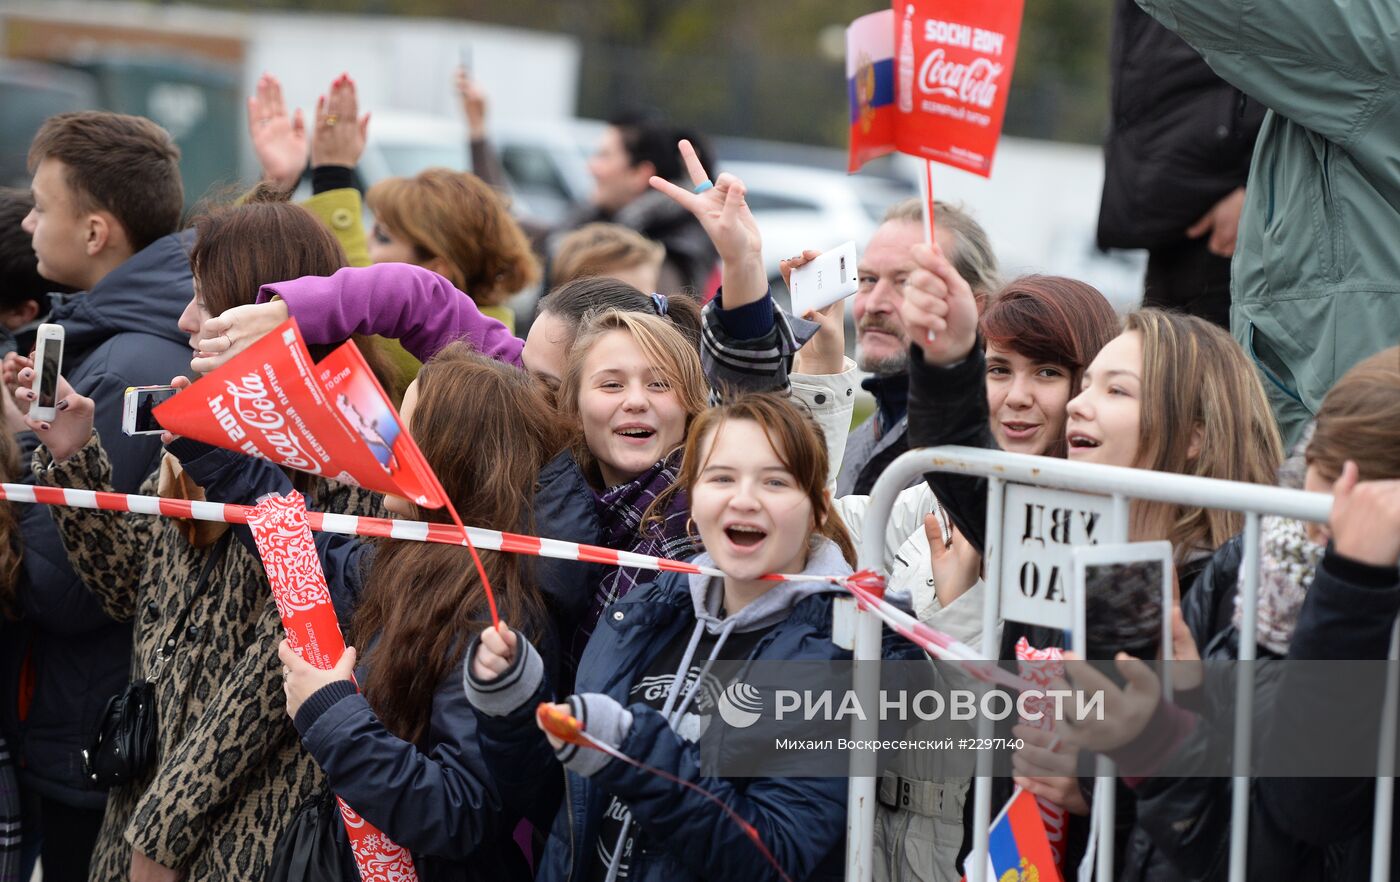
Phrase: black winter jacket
[
  {"left": 1, "top": 231, "right": 194, "bottom": 808},
  {"left": 173, "top": 439, "right": 601, "bottom": 881},
  {"left": 1122, "top": 548, "right": 1399, "bottom": 881},
  {"left": 1096, "top": 0, "right": 1264, "bottom": 250}
]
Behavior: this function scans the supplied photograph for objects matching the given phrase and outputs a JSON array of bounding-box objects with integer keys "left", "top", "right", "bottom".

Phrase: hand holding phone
[
  {"left": 29, "top": 323, "right": 64, "bottom": 422},
  {"left": 788, "top": 241, "right": 859, "bottom": 317},
  {"left": 123, "top": 386, "right": 179, "bottom": 436}
]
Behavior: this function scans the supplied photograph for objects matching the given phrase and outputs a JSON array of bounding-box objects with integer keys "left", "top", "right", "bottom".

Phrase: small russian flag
[
  {"left": 846, "top": 9, "right": 898, "bottom": 172},
  {"left": 965, "top": 788, "right": 1063, "bottom": 882}
]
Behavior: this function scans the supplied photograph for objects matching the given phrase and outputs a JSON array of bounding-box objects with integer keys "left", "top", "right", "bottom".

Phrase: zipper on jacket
[
  {"left": 1318, "top": 140, "right": 1342, "bottom": 280},
  {"left": 563, "top": 764, "right": 578, "bottom": 881}
]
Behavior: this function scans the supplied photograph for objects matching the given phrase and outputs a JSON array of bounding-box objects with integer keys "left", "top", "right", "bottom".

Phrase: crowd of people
[{"left": 0, "top": 2, "right": 1398, "bottom": 881}]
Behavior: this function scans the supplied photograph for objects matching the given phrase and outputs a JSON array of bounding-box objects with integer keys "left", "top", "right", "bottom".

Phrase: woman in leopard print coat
[
  {"left": 34, "top": 435, "right": 383, "bottom": 882},
  {"left": 20, "top": 198, "right": 401, "bottom": 881}
]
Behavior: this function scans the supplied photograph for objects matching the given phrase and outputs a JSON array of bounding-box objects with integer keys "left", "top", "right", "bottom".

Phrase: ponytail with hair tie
[{"left": 650, "top": 292, "right": 669, "bottom": 316}]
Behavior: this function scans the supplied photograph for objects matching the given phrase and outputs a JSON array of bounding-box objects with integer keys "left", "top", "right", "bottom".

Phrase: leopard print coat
[{"left": 35, "top": 433, "right": 383, "bottom": 881}]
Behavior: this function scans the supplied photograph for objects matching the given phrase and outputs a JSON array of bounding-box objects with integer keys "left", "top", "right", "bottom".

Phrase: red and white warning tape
[{"left": 2, "top": 481, "right": 1011, "bottom": 675}]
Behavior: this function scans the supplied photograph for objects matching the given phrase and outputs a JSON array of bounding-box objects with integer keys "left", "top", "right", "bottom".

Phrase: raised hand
[
  {"left": 311, "top": 73, "right": 370, "bottom": 170},
  {"left": 191, "top": 301, "right": 291, "bottom": 375},
  {"left": 1011, "top": 724, "right": 1090, "bottom": 815},
  {"left": 648, "top": 140, "right": 766, "bottom": 307},
  {"left": 472, "top": 622, "right": 518, "bottom": 683},
  {"left": 926, "top": 511, "right": 981, "bottom": 609},
  {"left": 279, "top": 639, "right": 357, "bottom": 720},
  {"left": 793, "top": 299, "right": 846, "bottom": 376},
  {"left": 1, "top": 352, "right": 32, "bottom": 416},
  {"left": 247, "top": 73, "right": 308, "bottom": 192},
  {"left": 899, "top": 242, "right": 979, "bottom": 366},
  {"left": 1329, "top": 461, "right": 1400, "bottom": 567},
  {"left": 1057, "top": 651, "right": 1163, "bottom": 753},
  {"left": 455, "top": 66, "right": 488, "bottom": 137}
]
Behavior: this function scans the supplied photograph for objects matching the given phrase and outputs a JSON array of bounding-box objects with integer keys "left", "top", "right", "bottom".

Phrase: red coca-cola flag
[
  {"left": 153, "top": 318, "right": 445, "bottom": 508},
  {"left": 246, "top": 493, "right": 419, "bottom": 882},
  {"left": 848, "top": 0, "right": 1022, "bottom": 177},
  {"left": 892, "top": 0, "right": 1023, "bottom": 176}
]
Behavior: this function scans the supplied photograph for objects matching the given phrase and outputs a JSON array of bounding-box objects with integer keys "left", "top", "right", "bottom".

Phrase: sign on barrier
[{"left": 999, "top": 485, "right": 1116, "bottom": 630}]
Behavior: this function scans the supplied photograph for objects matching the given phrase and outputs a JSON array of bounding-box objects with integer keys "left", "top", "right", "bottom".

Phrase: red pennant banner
[
  {"left": 246, "top": 492, "right": 420, "bottom": 882},
  {"left": 153, "top": 318, "right": 444, "bottom": 507}
]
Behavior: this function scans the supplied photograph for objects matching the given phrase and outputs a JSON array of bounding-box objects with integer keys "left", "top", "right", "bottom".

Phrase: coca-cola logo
[
  {"left": 919, "top": 49, "right": 1003, "bottom": 109},
  {"left": 218, "top": 373, "right": 322, "bottom": 474}
]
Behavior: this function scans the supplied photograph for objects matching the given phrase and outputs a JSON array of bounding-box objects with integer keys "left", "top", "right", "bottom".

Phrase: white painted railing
[{"left": 845, "top": 445, "right": 1357, "bottom": 882}]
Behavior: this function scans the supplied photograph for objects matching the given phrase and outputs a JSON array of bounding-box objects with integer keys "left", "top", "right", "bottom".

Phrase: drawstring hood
[
  {"left": 603, "top": 537, "right": 851, "bottom": 881},
  {"left": 686, "top": 536, "right": 853, "bottom": 635}
]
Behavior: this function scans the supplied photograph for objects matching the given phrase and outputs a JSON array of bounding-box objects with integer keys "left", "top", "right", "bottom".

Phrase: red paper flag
[
  {"left": 153, "top": 318, "right": 444, "bottom": 507},
  {"left": 847, "top": 0, "right": 1023, "bottom": 177},
  {"left": 247, "top": 492, "right": 419, "bottom": 882},
  {"left": 893, "top": 0, "right": 1023, "bottom": 177}
]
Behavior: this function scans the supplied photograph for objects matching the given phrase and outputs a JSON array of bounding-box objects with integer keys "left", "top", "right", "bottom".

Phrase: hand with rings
[
  {"left": 311, "top": 73, "right": 369, "bottom": 169},
  {"left": 191, "top": 300, "right": 291, "bottom": 375},
  {"left": 246, "top": 72, "right": 307, "bottom": 193}
]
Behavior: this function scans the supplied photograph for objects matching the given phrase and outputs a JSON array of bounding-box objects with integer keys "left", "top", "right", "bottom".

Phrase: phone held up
[
  {"left": 122, "top": 385, "right": 178, "bottom": 436},
  {"left": 29, "top": 323, "right": 65, "bottom": 422},
  {"left": 788, "top": 241, "right": 860, "bottom": 317}
]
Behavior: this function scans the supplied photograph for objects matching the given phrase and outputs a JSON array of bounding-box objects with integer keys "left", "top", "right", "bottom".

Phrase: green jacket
[{"left": 1138, "top": 0, "right": 1400, "bottom": 446}]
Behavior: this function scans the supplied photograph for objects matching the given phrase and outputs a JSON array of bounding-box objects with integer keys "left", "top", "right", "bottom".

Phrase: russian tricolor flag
[
  {"left": 846, "top": 9, "right": 897, "bottom": 172},
  {"left": 981, "top": 789, "right": 1063, "bottom": 882}
]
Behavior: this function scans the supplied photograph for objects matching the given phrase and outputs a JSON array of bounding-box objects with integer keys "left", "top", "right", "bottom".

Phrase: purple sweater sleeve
[{"left": 257, "top": 263, "right": 524, "bottom": 368}]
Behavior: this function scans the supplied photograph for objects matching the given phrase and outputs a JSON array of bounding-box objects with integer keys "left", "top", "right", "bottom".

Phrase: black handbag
[
  {"left": 82, "top": 532, "right": 231, "bottom": 788},
  {"left": 264, "top": 788, "right": 358, "bottom": 882}
]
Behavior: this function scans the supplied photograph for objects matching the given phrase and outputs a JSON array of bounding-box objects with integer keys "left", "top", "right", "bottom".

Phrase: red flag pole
[{"left": 921, "top": 157, "right": 938, "bottom": 343}]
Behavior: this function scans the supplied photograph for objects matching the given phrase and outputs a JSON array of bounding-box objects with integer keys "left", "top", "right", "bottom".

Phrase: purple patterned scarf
[{"left": 573, "top": 451, "right": 700, "bottom": 654}]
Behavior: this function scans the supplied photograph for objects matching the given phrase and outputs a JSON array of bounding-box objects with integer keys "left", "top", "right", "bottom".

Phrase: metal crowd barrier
[{"left": 843, "top": 445, "right": 1364, "bottom": 882}]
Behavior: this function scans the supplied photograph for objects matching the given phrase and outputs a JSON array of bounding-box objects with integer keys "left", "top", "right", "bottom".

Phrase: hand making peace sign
[{"left": 648, "top": 139, "right": 768, "bottom": 308}]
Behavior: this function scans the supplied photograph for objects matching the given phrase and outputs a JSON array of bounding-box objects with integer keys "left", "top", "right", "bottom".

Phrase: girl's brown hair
[
  {"left": 650, "top": 392, "right": 856, "bottom": 567},
  {"left": 367, "top": 168, "right": 538, "bottom": 307},
  {"left": 189, "top": 195, "right": 401, "bottom": 402},
  {"left": 1125, "top": 309, "right": 1284, "bottom": 559},
  {"left": 980, "top": 275, "right": 1120, "bottom": 457},
  {"left": 0, "top": 432, "right": 23, "bottom": 619},
  {"left": 1307, "top": 346, "right": 1400, "bottom": 482},
  {"left": 540, "top": 277, "right": 702, "bottom": 353},
  {"left": 556, "top": 310, "right": 708, "bottom": 482},
  {"left": 353, "top": 345, "right": 570, "bottom": 745}
]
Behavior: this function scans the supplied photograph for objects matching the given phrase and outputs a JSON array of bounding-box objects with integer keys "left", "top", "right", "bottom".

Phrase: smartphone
[
  {"left": 29, "top": 323, "right": 65, "bottom": 422},
  {"left": 122, "top": 385, "right": 178, "bottom": 436},
  {"left": 1071, "top": 542, "right": 1174, "bottom": 693},
  {"left": 460, "top": 44, "right": 473, "bottom": 75},
  {"left": 788, "top": 241, "right": 859, "bottom": 317}
]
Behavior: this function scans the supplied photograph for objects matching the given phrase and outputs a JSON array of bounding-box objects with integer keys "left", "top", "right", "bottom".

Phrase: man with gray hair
[{"left": 838, "top": 198, "right": 999, "bottom": 496}]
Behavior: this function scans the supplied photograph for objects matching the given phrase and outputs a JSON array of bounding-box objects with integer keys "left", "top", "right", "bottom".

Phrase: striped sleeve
[{"left": 700, "top": 295, "right": 819, "bottom": 405}]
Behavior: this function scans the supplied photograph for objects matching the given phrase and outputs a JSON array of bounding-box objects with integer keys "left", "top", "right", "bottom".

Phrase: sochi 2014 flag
[
  {"left": 848, "top": 0, "right": 1024, "bottom": 177},
  {"left": 152, "top": 318, "right": 446, "bottom": 508},
  {"left": 976, "top": 788, "right": 1062, "bottom": 882}
]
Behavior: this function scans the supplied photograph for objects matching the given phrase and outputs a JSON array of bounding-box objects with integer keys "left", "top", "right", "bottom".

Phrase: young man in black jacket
[{"left": 1, "top": 112, "right": 195, "bottom": 882}]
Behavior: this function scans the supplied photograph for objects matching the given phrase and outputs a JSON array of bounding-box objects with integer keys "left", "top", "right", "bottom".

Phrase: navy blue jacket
[
  {"left": 173, "top": 439, "right": 600, "bottom": 881},
  {"left": 2, "top": 231, "right": 194, "bottom": 807},
  {"left": 473, "top": 572, "right": 852, "bottom": 882}
]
